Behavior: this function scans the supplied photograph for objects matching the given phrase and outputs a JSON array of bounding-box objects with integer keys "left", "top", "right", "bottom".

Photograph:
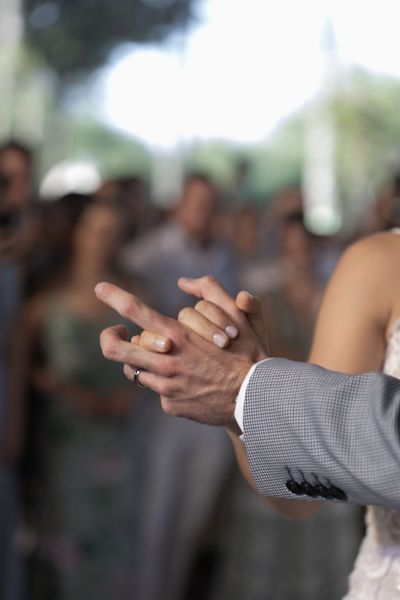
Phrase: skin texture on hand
[{"left": 96, "top": 277, "right": 268, "bottom": 431}]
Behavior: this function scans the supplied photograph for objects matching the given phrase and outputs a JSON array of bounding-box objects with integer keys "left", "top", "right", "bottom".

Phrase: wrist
[
  {"left": 226, "top": 421, "right": 243, "bottom": 437},
  {"left": 233, "top": 356, "right": 271, "bottom": 435}
]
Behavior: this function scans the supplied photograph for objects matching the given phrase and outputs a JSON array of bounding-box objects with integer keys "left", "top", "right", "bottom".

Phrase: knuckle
[
  {"left": 203, "top": 275, "right": 216, "bottom": 288},
  {"left": 177, "top": 306, "right": 193, "bottom": 322},
  {"left": 160, "top": 357, "right": 176, "bottom": 377},
  {"left": 179, "top": 327, "right": 190, "bottom": 343},
  {"left": 171, "top": 325, "right": 189, "bottom": 346},
  {"left": 195, "top": 300, "right": 207, "bottom": 312},
  {"left": 160, "top": 394, "right": 173, "bottom": 409}
]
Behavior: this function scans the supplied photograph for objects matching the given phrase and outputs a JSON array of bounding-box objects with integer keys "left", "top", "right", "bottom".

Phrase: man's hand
[{"left": 95, "top": 277, "right": 269, "bottom": 432}]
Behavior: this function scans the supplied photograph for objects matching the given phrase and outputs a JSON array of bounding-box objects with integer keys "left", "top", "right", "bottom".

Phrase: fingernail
[
  {"left": 154, "top": 338, "right": 167, "bottom": 350},
  {"left": 225, "top": 325, "right": 238, "bottom": 339},
  {"left": 213, "top": 333, "right": 228, "bottom": 348},
  {"left": 95, "top": 283, "right": 105, "bottom": 296},
  {"left": 179, "top": 277, "right": 191, "bottom": 283},
  {"left": 245, "top": 291, "right": 253, "bottom": 301}
]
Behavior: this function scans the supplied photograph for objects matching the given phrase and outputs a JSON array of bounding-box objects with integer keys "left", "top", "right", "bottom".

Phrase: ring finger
[{"left": 123, "top": 364, "right": 168, "bottom": 395}]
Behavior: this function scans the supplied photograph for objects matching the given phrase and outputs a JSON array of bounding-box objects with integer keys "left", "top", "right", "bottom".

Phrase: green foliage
[
  {"left": 184, "top": 117, "right": 305, "bottom": 204},
  {"left": 185, "top": 140, "right": 238, "bottom": 186},
  {"left": 249, "top": 117, "right": 305, "bottom": 202},
  {"left": 23, "top": 0, "right": 198, "bottom": 77},
  {"left": 68, "top": 118, "right": 151, "bottom": 178},
  {"left": 184, "top": 70, "right": 400, "bottom": 217},
  {"left": 331, "top": 70, "right": 400, "bottom": 210}
]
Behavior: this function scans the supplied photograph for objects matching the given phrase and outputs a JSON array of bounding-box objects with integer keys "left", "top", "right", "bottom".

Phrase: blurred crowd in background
[
  {"left": 2, "top": 136, "right": 400, "bottom": 600},
  {"left": 4, "top": 0, "right": 400, "bottom": 598}
]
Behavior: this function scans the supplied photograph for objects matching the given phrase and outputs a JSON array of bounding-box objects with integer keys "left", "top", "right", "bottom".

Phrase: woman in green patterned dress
[{"left": 26, "top": 201, "right": 147, "bottom": 600}]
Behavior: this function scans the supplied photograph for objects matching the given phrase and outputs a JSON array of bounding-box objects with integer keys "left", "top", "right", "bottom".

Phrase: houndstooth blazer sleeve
[{"left": 243, "top": 358, "right": 400, "bottom": 508}]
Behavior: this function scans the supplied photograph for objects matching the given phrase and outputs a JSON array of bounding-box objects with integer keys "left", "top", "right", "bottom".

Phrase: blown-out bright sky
[{"left": 100, "top": 0, "right": 400, "bottom": 148}]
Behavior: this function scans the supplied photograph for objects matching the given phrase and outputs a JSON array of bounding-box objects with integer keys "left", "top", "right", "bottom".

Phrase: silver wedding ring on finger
[{"left": 133, "top": 369, "right": 146, "bottom": 389}]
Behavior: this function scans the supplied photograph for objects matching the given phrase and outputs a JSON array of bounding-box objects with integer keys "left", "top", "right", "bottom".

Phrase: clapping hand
[{"left": 96, "top": 276, "right": 269, "bottom": 432}]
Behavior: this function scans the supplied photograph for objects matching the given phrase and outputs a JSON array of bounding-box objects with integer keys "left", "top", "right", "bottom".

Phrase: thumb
[{"left": 236, "top": 291, "right": 270, "bottom": 352}]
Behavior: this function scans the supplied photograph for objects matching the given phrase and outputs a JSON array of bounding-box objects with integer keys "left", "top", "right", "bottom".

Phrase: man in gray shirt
[{"left": 120, "top": 175, "right": 237, "bottom": 600}]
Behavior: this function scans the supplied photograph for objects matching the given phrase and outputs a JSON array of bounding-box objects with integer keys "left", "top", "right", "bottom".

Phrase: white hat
[{"left": 39, "top": 160, "right": 101, "bottom": 201}]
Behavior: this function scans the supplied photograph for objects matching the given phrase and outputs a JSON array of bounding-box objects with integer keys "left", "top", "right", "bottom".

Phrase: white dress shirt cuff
[{"left": 234, "top": 358, "right": 272, "bottom": 435}]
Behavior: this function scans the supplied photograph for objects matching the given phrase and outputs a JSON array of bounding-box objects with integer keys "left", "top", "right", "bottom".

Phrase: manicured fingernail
[
  {"left": 225, "top": 325, "right": 238, "bottom": 339},
  {"left": 154, "top": 338, "right": 167, "bottom": 350},
  {"left": 95, "top": 283, "right": 105, "bottom": 296},
  {"left": 213, "top": 332, "right": 228, "bottom": 348}
]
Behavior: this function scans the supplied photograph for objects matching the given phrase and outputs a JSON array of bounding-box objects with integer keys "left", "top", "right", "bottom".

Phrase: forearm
[{"left": 243, "top": 358, "right": 400, "bottom": 509}]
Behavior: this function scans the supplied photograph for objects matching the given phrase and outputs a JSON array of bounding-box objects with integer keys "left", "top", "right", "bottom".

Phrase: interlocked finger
[
  {"left": 100, "top": 325, "right": 173, "bottom": 375},
  {"left": 195, "top": 300, "right": 239, "bottom": 339},
  {"left": 134, "top": 330, "right": 171, "bottom": 353},
  {"left": 178, "top": 306, "right": 230, "bottom": 348}
]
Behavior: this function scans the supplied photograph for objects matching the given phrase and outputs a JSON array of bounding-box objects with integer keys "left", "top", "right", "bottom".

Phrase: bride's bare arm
[{"left": 308, "top": 233, "right": 395, "bottom": 374}]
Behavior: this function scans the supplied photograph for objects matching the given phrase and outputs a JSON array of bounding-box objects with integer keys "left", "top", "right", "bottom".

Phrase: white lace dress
[{"left": 344, "top": 319, "right": 400, "bottom": 599}]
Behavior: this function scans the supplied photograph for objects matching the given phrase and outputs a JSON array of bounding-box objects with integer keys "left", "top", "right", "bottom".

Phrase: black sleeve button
[
  {"left": 329, "top": 486, "right": 348, "bottom": 501},
  {"left": 301, "top": 482, "right": 319, "bottom": 498},
  {"left": 286, "top": 478, "right": 304, "bottom": 495},
  {"left": 314, "top": 483, "right": 330, "bottom": 499}
]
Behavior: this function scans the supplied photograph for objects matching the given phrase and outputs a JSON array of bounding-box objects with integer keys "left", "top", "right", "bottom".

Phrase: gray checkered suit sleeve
[{"left": 243, "top": 358, "right": 400, "bottom": 508}]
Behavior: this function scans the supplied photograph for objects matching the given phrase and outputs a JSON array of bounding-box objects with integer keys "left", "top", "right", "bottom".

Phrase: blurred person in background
[
  {"left": 237, "top": 189, "right": 308, "bottom": 297},
  {"left": 262, "top": 188, "right": 304, "bottom": 262},
  {"left": 0, "top": 139, "right": 39, "bottom": 600},
  {"left": 97, "top": 175, "right": 160, "bottom": 241},
  {"left": 311, "top": 233, "right": 344, "bottom": 287},
  {"left": 24, "top": 201, "right": 147, "bottom": 600},
  {"left": 121, "top": 172, "right": 238, "bottom": 315},
  {"left": 234, "top": 207, "right": 260, "bottom": 262},
  {"left": 363, "top": 172, "right": 400, "bottom": 235},
  {"left": 0, "top": 141, "right": 40, "bottom": 261},
  {"left": 121, "top": 172, "right": 237, "bottom": 600},
  {"left": 232, "top": 206, "right": 269, "bottom": 293},
  {"left": 115, "top": 175, "right": 161, "bottom": 240},
  {"left": 0, "top": 232, "right": 26, "bottom": 600},
  {"left": 0, "top": 141, "right": 33, "bottom": 216},
  {"left": 26, "top": 192, "right": 93, "bottom": 296},
  {"left": 264, "top": 212, "right": 321, "bottom": 360}
]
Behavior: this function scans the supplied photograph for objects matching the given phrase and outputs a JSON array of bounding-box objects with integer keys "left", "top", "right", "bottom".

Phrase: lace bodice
[{"left": 344, "top": 319, "right": 400, "bottom": 599}]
